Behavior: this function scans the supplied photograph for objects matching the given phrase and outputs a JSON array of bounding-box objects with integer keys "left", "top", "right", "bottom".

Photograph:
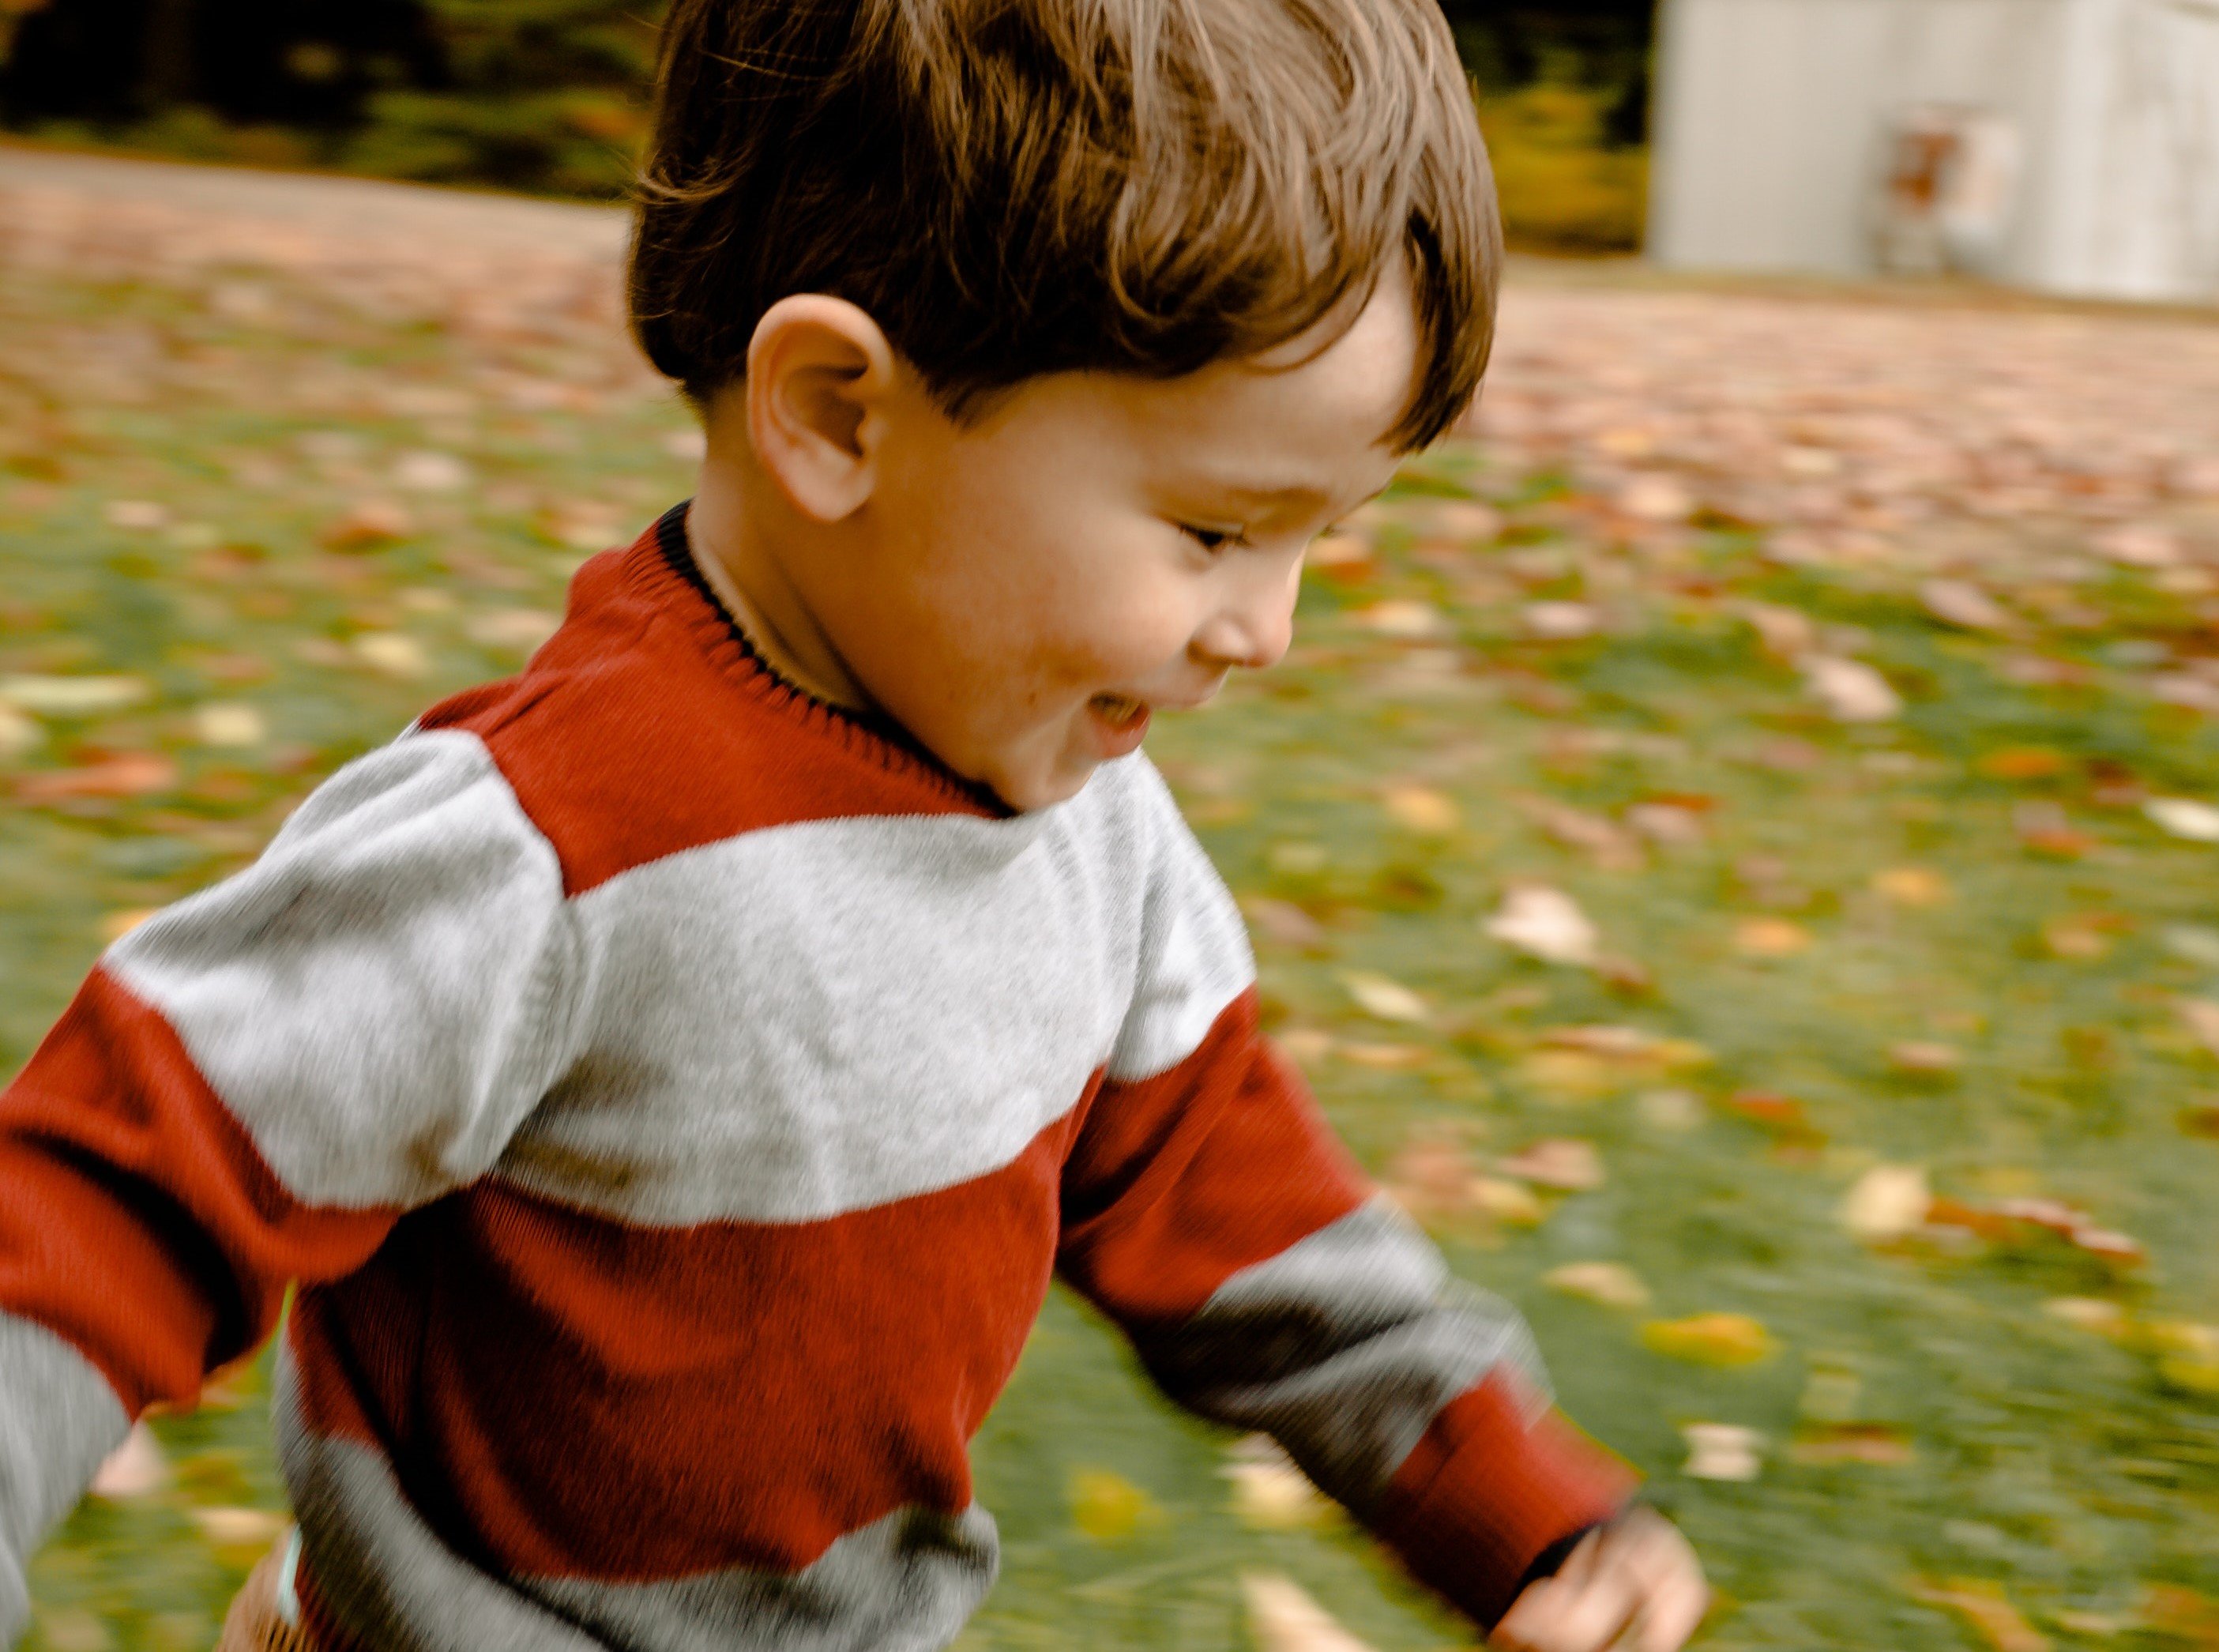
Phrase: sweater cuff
[{"left": 1369, "top": 1370, "right": 1637, "bottom": 1631}]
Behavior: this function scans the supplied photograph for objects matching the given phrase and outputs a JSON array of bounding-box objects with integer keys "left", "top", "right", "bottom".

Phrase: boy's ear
[{"left": 743, "top": 295, "right": 900, "bottom": 523}]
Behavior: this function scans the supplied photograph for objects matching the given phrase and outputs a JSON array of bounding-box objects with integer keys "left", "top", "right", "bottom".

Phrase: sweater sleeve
[
  {"left": 0, "top": 728, "right": 587, "bottom": 1642},
  {"left": 1057, "top": 777, "right": 1634, "bottom": 1631}
]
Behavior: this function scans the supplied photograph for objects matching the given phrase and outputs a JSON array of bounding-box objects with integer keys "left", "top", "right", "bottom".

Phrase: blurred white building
[{"left": 1647, "top": 0, "right": 2219, "bottom": 302}]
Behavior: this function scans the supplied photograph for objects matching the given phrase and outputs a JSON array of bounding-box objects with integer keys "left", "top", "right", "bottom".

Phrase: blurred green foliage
[{"left": 0, "top": 0, "right": 1649, "bottom": 249}]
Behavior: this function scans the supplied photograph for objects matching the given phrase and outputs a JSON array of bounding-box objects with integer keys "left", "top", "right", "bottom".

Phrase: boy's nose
[{"left": 1192, "top": 556, "right": 1300, "bottom": 672}]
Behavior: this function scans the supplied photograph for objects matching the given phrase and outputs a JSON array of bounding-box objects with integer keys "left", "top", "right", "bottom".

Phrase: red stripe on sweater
[
  {"left": 1372, "top": 1371, "right": 1638, "bottom": 1630},
  {"left": 0, "top": 969, "right": 393, "bottom": 1414},
  {"left": 289, "top": 1097, "right": 1093, "bottom": 1580},
  {"left": 1059, "top": 989, "right": 1368, "bottom": 1324},
  {"left": 419, "top": 530, "right": 992, "bottom": 896}
]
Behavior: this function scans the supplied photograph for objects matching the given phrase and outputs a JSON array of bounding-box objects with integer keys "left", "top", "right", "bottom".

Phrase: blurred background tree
[{"left": 0, "top": 0, "right": 1649, "bottom": 247}]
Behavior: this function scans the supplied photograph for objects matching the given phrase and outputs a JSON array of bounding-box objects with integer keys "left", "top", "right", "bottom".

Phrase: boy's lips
[{"left": 1085, "top": 692, "right": 1153, "bottom": 756}]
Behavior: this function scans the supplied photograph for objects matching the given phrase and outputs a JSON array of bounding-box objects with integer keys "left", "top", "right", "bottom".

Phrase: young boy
[{"left": 0, "top": 2, "right": 1706, "bottom": 1649}]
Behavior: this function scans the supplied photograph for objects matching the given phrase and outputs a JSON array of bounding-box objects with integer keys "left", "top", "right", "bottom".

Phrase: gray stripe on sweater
[
  {"left": 1133, "top": 1198, "right": 1544, "bottom": 1518},
  {"left": 276, "top": 1355, "right": 999, "bottom": 1652},
  {"left": 0, "top": 1315, "right": 129, "bottom": 1642},
  {"left": 106, "top": 732, "right": 1255, "bottom": 1231},
  {"left": 494, "top": 754, "right": 1251, "bottom": 1227},
  {"left": 105, "top": 729, "right": 589, "bottom": 1210},
  {"left": 527, "top": 1506, "right": 998, "bottom": 1652}
]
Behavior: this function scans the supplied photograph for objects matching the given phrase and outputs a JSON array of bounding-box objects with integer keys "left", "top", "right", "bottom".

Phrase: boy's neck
[{"left": 686, "top": 456, "right": 870, "bottom": 716}]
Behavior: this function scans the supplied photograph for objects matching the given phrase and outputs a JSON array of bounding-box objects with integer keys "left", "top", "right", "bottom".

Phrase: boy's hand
[{"left": 1492, "top": 1508, "right": 1708, "bottom": 1652}]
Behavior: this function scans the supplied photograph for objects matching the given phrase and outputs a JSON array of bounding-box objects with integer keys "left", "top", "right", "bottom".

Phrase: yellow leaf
[
  {"left": 1872, "top": 867, "right": 1950, "bottom": 907},
  {"left": 1340, "top": 970, "right": 1427, "bottom": 1023},
  {"left": 1734, "top": 917, "right": 1811, "bottom": 958},
  {"left": 1382, "top": 785, "right": 1459, "bottom": 834},
  {"left": 1067, "top": 1468, "right": 1160, "bottom": 1543},
  {"left": 1841, "top": 1164, "right": 1930, "bottom": 1241},
  {"left": 1544, "top": 1261, "right": 1651, "bottom": 1310},
  {"left": 1642, "top": 1313, "right": 1777, "bottom": 1367}
]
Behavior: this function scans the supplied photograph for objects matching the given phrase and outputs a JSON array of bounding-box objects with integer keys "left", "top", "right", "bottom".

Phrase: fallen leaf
[
  {"left": 467, "top": 608, "right": 562, "bottom": 653},
  {"left": 1803, "top": 655, "right": 1901, "bottom": 721},
  {"left": 1243, "top": 1573, "right": 1376, "bottom": 1652},
  {"left": 1788, "top": 1424, "right": 1913, "bottom": 1466},
  {"left": 1976, "top": 747, "right": 2069, "bottom": 781},
  {"left": 1681, "top": 1423, "right": 1762, "bottom": 1481},
  {"left": 2181, "top": 1102, "right": 2219, "bottom": 1138},
  {"left": 1341, "top": 970, "right": 1427, "bottom": 1023},
  {"left": 1912, "top": 1579, "right": 2048, "bottom": 1652},
  {"left": 1274, "top": 1028, "right": 1333, "bottom": 1067},
  {"left": 2043, "top": 1297, "right": 2128, "bottom": 1335},
  {"left": 1338, "top": 1042, "right": 1425, "bottom": 1069},
  {"left": 1544, "top": 1261, "right": 1651, "bottom": 1310},
  {"left": 1723, "top": 1089, "right": 1826, "bottom": 1149},
  {"left": 1468, "top": 1176, "right": 1547, "bottom": 1225},
  {"left": 352, "top": 633, "right": 430, "bottom": 678},
  {"left": 0, "top": 705, "right": 39, "bottom": 757},
  {"left": 1518, "top": 795, "right": 1644, "bottom": 870},
  {"left": 1307, "top": 533, "right": 1371, "bottom": 570},
  {"left": 1645, "top": 1313, "right": 1775, "bottom": 1367},
  {"left": 1223, "top": 1438, "right": 1336, "bottom": 1530},
  {"left": 1872, "top": 867, "right": 1950, "bottom": 906},
  {"left": 1626, "top": 802, "right": 1707, "bottom": 846},
  {"left": 319, "top": 499, "right": 414, "bottom": 550},
  {"left": 1521, "top": 600, "right": 1600, "bottom": 640},
  {"left": 194, "top": 702, "right": 266, "bottom": 747},
  {"left": 103, "top": 499, "right": 168, "bottom": 530},
  {"left": 1735, "top": 917, "right": 1811, "bottom": 958},
  {"left": 1382, "top": 785, "right": 1458, "bottom": 834},
  {"left": 1921, "top": 578, "right": 2013, "bottom": 631},
  {"left": 89, "top": 1422, "right": 168, "bottom": 1499},
  {"left": 2094, "top": 522, "right": 2180, "bottom": 568},
  {"left": 191, "top": 1506, "right": 286, "bottom": 1549},
  {"left": 1841, "top": 1164, "right": 1931, "bottom": 1241},
  {"left": 1739, "top": 601, "right": 1817, "bottom": 660},
  {"left": 0, "top": 675, "right": 149, "bottom": 715},
  {"left": 1499, "top": 1138, "right": 1604, "bottom": 1191},
  {"left": 1243, "top": 898, "right": 1326, "bottom": 949},
  {"left": 1485, "top": 883, "right": 1600, "bottom": 966},
  {"left": 2015, "top": 803, "right": 2097, "bottom": 858},
  {"left": 2177, "top": 999, "right": 2219, "bottom": 1059},
  {"left": 1618, "top": 473, "right": 1692, "bottom": 522},
  {"left": 1889, "top": 1041, "right": 1961, "bottom": 1077},
  {"left": 17, "top": 752, "right": 178, "bottom": 803},
  {"left": 1359, "top": 600, "right": 1445, "bottom": 639},
  {"left": 393, "top": 449, "right": 470, "bottom": 492},
  {"left": 1066, "top": 1468, "right": 1160, "bottom": 1543},
  {"left": 2146, "top": 797, "right": 2219, "bottom": 842}
]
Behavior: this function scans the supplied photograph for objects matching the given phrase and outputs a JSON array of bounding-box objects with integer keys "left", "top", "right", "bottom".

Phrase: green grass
[{"left": 3, "top": 254, "right": 2217, "bottom": 1652}]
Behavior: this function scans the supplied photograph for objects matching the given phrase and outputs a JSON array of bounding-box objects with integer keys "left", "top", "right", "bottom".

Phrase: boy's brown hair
[{"left": 628, "top": 0, "right": 1499, "bottom": 451}]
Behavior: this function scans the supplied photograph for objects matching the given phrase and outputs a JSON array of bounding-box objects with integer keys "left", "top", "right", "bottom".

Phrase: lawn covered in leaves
[{"left": 2, "top": 166, "right": 2218, "bottom": 1652}]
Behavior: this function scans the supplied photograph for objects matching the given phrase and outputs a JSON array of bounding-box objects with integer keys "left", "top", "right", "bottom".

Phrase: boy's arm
[
  {"left": 0, "top": 728, "right": 585, "bottom": 1641},
  {"left": 1058, "top": 780, "right": 1634, "bottom": 1634}
]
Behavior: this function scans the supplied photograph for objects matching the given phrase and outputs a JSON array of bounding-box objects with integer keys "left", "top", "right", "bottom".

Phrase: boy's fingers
[
  {"left": 1503, "top": 1567, "right": 1641, "bottom": 1652},
  {"left": 1631, "top": 1569, "right": 1711, "bottom": 1652}
]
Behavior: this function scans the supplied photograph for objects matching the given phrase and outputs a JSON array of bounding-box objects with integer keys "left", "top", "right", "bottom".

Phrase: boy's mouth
[{"left": 1085, "top": 692, "right": 1152, "bottom": 756}]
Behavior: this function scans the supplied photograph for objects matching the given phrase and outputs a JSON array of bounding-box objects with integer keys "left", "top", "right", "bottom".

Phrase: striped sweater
[{"left": 0, "top": 507, "right": 1630, "bottom": 1650}]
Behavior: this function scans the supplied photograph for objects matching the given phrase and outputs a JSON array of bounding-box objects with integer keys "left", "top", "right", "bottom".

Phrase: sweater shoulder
[{"left": 416, "top": 536, "right": 982, "bottom": 895}]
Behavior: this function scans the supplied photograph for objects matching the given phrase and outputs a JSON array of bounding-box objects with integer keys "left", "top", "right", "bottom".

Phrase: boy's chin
[{"left": 984, "top": 741, "right": 1112, "bottom": 814}]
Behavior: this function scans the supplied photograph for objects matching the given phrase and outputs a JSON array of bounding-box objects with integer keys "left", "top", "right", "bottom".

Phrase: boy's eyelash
[{"left": 1180, "top": 524, "right": 1250, "bottom": 551}]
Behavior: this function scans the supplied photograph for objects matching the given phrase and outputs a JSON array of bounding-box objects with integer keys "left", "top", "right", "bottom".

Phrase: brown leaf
[
  {"left": 1920, "top": 578, "right": 2013, "bottom": 631},
  {"left": 16, "top": 751, "right": 177, "bottom": 802},
  {"left": 319, "top": 498, "right": 414, "bottom": 551},
  {"left": 1911, "top": 1580, "right": 2048, "bottom": 1652},
  {"left": 1498, "top": 1138, "right": 1604, "bottom": 1191}
]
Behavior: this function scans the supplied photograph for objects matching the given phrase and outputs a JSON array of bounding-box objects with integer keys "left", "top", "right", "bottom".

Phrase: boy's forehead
[{"left": 1132, "top": 275, "right": 1423, "bottom": 471}]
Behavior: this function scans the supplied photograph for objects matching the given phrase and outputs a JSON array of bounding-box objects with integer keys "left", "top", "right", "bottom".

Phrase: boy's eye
[{"left": 1179, "top": 523, "right": 1247, "bottom": 552}]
